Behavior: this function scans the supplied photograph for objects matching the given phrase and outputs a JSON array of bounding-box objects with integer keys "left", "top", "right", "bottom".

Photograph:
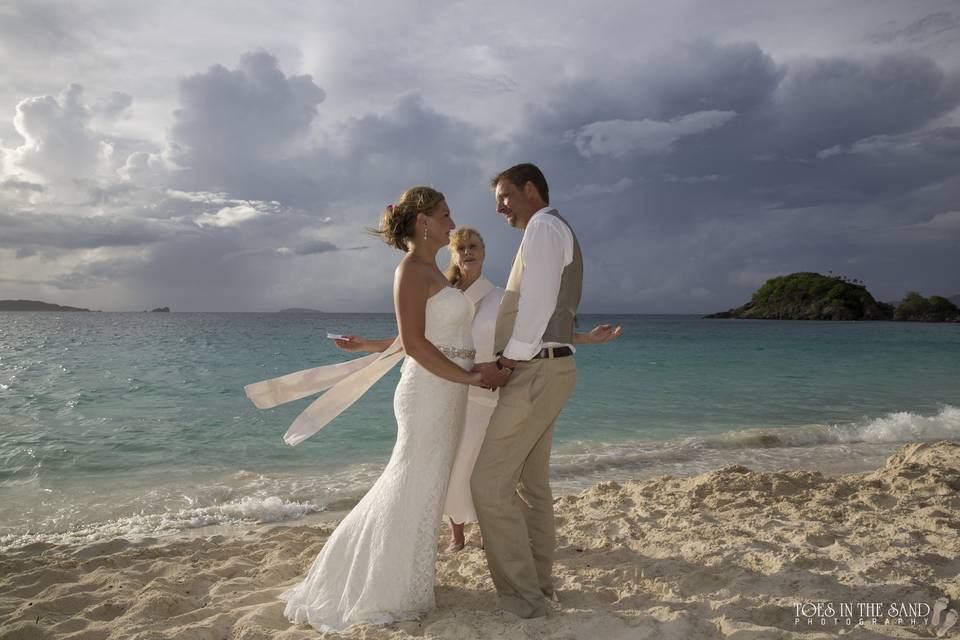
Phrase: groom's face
[{"left": 494, "top": 179, "right": 532, "bottom": 229}]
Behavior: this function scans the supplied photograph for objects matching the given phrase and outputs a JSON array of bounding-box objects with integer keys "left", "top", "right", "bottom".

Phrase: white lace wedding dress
[{"left": 280, "top": 287, "right": 474, "bottom": 631}]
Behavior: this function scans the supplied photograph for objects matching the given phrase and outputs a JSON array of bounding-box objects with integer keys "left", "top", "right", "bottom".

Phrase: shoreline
[
  {"left": 1, "top": 438, "right": 921, "bottom": 553},
  {"left": 2, "top": 441, "right": 958, "bottom": 639}
]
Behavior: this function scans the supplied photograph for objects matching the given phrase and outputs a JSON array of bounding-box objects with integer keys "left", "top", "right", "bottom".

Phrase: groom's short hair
[{"left": 490, "top": 163, "right": 549, "bottom": 205}]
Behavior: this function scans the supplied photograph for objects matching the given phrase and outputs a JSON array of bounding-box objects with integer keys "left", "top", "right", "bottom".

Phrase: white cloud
[
  {"left": 7, "top": 84, "right": 101, "bottom": 184},
  {"left": 912, "top": 210, "right": 960, "bottom": 236},
  {"left": 194, "top": 203, "right": 268, "bottom": 228},
  {"left": 663, "top": 173, "right": 727, "bottom": 183},
  {"left": 818, "top": 126, "right": 960, "bottom": 158},
  {"left": 166, "top": 190, "right": 235, "bottom": 204},
  {"left": 567, "top": 177, "right": 636, "bottom": 199},
  {"left": 117, "top": 150, "right": 169, "bottom": 184},
  {"left": 569, "top": 110, "right": 737, "bottom": 158},
  {"left": 92, "top": 91, "right": 132, "bottom": 120},
  {"left": 817, "top": 144, "right": 844, "bottom": 158}
]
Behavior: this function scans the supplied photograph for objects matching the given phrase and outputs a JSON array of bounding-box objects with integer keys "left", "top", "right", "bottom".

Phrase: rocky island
[
  {"left": 706, "top": 272, "right": 960, "bottom": 322},
  {"left": 0, "top": 299, "right": 92, "bottom": 312},
  {"left": 277, "top": 307, "right": 325, "bottom": 314}
]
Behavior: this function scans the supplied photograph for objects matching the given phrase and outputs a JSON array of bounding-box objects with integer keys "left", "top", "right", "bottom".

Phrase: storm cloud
[{"left": 0, "top": 1, "right": 958, "bottom": 312}]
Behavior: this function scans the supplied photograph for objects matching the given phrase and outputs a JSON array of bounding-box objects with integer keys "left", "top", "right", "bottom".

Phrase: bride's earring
[{"left": 423, "top": 224, "right": 428, "bottom": 241}]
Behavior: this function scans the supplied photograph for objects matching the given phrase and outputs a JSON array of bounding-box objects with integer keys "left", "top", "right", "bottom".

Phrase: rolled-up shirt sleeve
[{"left": 502, "top": 217, "right": 569, "bottom": 361}]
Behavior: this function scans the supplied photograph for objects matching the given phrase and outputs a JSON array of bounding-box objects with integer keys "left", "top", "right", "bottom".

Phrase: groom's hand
[
  {"left": 471, "top": 364, "right": 495, "bottom": 390},
  {"left": 477, "top": 361, "right": 509, "bottom": 389}
]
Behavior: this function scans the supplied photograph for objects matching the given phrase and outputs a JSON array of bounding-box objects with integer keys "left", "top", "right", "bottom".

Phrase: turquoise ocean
[{"left": 1, "top": 311, "right": 958, "bottom": 550}]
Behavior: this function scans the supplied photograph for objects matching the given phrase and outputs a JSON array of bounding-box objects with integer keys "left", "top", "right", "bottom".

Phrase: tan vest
[{"left": 494, "top": 210, "right": 583, "bottom": 355}]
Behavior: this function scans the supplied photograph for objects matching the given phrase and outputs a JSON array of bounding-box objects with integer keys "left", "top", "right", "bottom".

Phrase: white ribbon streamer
[{"left": 244, "top": 338, "right": 404, "bottom": 446}]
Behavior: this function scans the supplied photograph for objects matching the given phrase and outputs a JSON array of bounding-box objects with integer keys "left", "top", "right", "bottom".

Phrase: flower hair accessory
[{"left": 387, "top": 204, "right": 395, "bottom": 212}]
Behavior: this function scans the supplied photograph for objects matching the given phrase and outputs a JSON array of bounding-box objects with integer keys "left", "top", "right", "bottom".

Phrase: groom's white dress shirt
[{"left": 502, "top": 206, "right": 576, "bottom": 362}]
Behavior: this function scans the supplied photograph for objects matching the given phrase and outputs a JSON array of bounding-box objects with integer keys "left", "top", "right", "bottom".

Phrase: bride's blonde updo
[{"left": 372, "top": 186, "right": 445, "bottom": 252}]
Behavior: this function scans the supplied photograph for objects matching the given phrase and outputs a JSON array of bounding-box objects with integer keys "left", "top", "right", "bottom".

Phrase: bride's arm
[
  {"left": 395, "top": 262, "right": 482, "bottom": 386},
  {"left": 334, "top": 336, "right": 397, "bottom": 354}
]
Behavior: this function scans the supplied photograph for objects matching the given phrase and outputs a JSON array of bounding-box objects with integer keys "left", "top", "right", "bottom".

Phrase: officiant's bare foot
[{"left": 446, "top": 519, "right": 465, "bottom": 552}]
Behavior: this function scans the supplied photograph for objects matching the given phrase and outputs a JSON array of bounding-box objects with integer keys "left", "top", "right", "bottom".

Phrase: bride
[{"left": 279, "top": 186, "right": 485, "bottom": 631}]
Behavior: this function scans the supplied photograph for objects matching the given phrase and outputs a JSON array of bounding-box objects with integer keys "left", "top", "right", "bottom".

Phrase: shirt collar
[
  {"left": 463, "top": 275, "right": 495, "bottom": 306},
  {"left": 529, "top": 206, "right": 555, "bottom": 223}
]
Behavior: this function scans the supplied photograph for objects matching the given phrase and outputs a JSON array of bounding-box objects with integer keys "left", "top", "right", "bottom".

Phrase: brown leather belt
[{"left": 530, "top": 346, "right": 573, "bottom": 359}]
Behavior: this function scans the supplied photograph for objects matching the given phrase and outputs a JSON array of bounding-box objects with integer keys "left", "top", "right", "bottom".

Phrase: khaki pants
[{"left": 470, "top": 356, "right": 576, "bottom": 618}]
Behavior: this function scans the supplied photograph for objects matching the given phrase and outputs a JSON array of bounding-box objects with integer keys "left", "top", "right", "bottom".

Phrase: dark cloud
[
  {"left": 868, "top": 11, "right": 960, "bottom": 43},
  {"left": 0, "top": 210, "right": 178, "bottom": 252},
  {"left": 303, "top": 92, "right": 496, "bottom": 204},
  {"left": 49, "top": 256, "right": 150, "bottom": 290},
  {"left": 291, "top": 240, "right": 355, "bottom": 255},
  {"left": 168, "top": 51, "right": 326, "bottom": 197},
  {"left": 155, "top": 49, "right": 495, "bottom": 305},
  {"left": 757, "top": 54, "right": 960, "bottom": 156},
  {"left": 1, "top": 178, "right": 44, "bottom": 192},
  {"left": 500, "top": 42, "right": 960, "bottom": 311},
  {"left": 530, "top": 41, "right": 782, "bottom": 134},
  {"left": 152, "top": 79, "right": 496, "bottom": 310}
]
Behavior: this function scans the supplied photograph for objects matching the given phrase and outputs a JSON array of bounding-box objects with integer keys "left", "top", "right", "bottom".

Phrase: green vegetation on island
[
  {"left": 706, "top": 273, "right": 960, "bottom": 322},
  {"left": 0, "top": 299, "right": 92, "bottom": 312},
  {"left": 894, "top": 292, "right": 960, "bottom": 322}
]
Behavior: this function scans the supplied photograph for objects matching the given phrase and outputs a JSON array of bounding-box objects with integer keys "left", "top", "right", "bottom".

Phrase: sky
[{"left": 1, "top": 1, "right": 959, "bottom": 313}]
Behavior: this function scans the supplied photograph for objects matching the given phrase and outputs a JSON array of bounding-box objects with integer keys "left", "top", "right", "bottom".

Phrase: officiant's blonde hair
[
  {"left": 444, "top": 227, "right": 485, "bottom": 285},
  {"left": 371, "top": 186, "right": 445, "bottom": 252}
]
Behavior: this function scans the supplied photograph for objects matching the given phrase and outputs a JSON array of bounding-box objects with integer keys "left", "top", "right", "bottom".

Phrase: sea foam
[
  {"left": 709, "top": 404, "right": 960, "bottom": 449},
  {"left": 550, "top": 405, "right": 960, "bottom": 488},
  {"left": 0, "top": 495, "right": 322, "bottom": 550}
]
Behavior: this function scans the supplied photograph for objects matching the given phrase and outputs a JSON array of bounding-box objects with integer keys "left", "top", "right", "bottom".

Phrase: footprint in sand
[
  {"left": 932, "top": 597, "right": 950, "bottom": 625},
  {"left": 931, "top": 597, "right": 958, "bottom": 638},
  {"left": 936, "top": 609, "right": 957, "bottom": 638}
]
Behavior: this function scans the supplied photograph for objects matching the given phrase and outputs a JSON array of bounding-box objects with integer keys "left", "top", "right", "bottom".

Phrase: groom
[{"left": 472, "top": 163, "right": 582, "bottom": 618}]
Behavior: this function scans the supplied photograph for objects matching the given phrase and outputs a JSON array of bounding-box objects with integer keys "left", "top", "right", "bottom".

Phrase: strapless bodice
[{"left": 424, "top": 287, "right": 475, "bottom": 353}]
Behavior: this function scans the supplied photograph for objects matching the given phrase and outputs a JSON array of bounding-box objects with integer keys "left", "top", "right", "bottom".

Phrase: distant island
[
  {"left": 0, "top": 299, "right": 92, "bottom": 312},
  {"left": 278, "top": 308, "right": 326, "bottom": 314},
  {"left": 150, "top": 307, "right": 170, "bottom": 313},
  {"left": 706, "top": 273, "right": 960, "bottom": 322}
]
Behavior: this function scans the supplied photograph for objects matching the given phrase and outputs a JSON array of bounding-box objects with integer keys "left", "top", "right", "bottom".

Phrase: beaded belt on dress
[{"left": 437, "top": 345, "right": 475, "bottom": 359}]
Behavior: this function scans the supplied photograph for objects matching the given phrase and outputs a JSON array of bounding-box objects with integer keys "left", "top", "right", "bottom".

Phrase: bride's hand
[
  {"left": 466, "top": 371, "right": 488, "bottom": 388},
  {"left": 334, "top": 335, "right": 367, "bottom": 352}
]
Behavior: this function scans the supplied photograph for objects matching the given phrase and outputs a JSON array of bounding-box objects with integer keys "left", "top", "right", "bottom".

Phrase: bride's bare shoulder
[{"left": 394, "top": 257, "right": 431, "bottom": 289}]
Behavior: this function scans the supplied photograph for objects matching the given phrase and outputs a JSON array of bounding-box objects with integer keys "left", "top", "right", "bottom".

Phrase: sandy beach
[{"left": 2, "top": 440, "right": 958, "bottom": 639}]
